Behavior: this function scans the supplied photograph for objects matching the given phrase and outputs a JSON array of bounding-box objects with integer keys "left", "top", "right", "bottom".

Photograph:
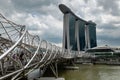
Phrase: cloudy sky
[{"left": 0, "top": 0, "right": 120, "bottom": 47}]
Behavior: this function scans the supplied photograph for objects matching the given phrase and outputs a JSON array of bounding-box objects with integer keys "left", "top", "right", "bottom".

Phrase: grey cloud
[
  {"left": 97, "top": 23, "right": 118, "bottom": 30},
  {"left": 42, "top": 34, "right": 62, "bottom": 44},
  {"left": 84, "top": 0, "right": 89, "bottom": 3},
  {"left": 11, "top": 0, "right": 59, "bottom": 13},
  {"left": 11, "top": 0, "right": 58, "bottom": 9},
  {"left": 97, "top": 35, "right": 120, "bottom": 47},
  {"left": 0, "top": 0, "right": 15, "bottom": 16},
  {"left": 41, "top": 29, "right": 62, "bottom": 43},
  {"left": 91, "top": 9, "right": 104, "bottom": 17},
  {"left": 11, "top": 0, "right": 62, "bottom": 20},
  {"left": 96, "top": 0, "right": 120, "bottom": 16},
  {"left": 11, "top": 0, "right": 58, "bottom": 8},
  {"left": 109, "top": 20, "right": 120, "bottom": 25},
  {"left": 28, "top": 26, "right": 39, "bottom": 31}
]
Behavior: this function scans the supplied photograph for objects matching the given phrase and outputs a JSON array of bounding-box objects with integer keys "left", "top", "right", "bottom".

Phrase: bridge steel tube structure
[{"left": 0, "top": 13, "right": 64, "bottom": 80}]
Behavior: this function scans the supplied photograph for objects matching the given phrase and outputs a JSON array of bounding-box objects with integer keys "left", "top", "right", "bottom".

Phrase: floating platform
[{"left": 35, "top": 77, "right": 65, "bottom": 80}]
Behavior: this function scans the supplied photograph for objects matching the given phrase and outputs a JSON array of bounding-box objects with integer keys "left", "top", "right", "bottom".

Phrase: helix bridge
[{"left": 0, "top": 13, "right": 69, "bottom": 80}]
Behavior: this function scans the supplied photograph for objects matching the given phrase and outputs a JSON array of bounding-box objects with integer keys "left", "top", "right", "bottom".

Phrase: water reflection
[{"left": 59, "top": 65, "right": 120, "bottom": 80}]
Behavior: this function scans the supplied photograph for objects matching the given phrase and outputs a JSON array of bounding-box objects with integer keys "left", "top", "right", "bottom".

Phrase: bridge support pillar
[{"left": 50, "top": 63, "right": 58, "bottom": 78}]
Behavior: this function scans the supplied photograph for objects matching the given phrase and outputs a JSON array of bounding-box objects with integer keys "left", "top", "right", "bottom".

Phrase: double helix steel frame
[{"left": 0, "top": 13, "right": 66, "bottom": 80}]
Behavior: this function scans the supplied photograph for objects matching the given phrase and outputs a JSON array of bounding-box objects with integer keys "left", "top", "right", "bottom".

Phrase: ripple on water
[{"left": 59, "top": 65, "right": 120, "bottom": 80}]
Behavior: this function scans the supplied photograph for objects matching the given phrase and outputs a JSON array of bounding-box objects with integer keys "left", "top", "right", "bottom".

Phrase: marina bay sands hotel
[{"left": 59, "top": 4, "right": 97, "bottom": 52}]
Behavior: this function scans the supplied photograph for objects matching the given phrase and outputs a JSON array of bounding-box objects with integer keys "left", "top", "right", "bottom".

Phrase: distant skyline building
[{"left": 59, "top": 4, "right": 97, "bottom": 52}]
